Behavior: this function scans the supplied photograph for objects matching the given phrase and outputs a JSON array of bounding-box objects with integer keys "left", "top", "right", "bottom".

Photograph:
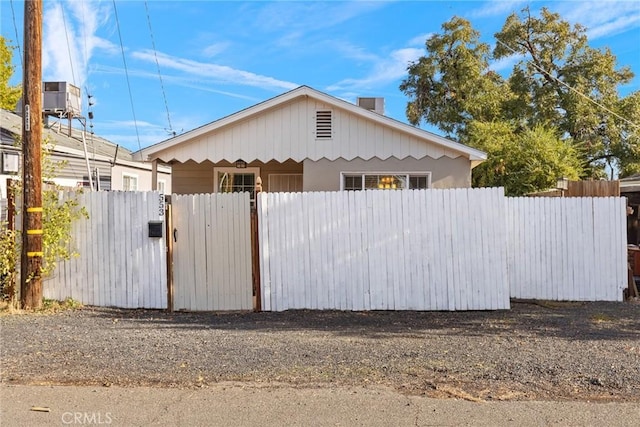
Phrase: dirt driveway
[{"left": 1, "top": 300, "right": 639, "bottom": 402}]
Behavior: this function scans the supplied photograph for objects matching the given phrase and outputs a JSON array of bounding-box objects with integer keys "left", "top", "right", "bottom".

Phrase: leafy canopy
[
  {"left": 401, "top": 7, "right": 640, "bottom": 192},
  {"left": 0, "top": 35, "right": 21, "bottom": 110}
]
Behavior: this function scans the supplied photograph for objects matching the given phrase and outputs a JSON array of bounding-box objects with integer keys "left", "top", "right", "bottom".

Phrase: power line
[
  {"left": 112, "top": 0, "right": 142, "bottom": 152},
  {"left": 495, "top": 39, "right": 639, "bottom": 131},
  {"left": 144, "top": 0, "right": 175, "bottom": 136},
  {"left": 9, "top": 0, "right": 23, "bottom": 66},
  {"left": 60, "top": 4, "right": 77, "bottom": 87},
  {"left": 81, "top": 0, "right": 90, "bottom": 87}
]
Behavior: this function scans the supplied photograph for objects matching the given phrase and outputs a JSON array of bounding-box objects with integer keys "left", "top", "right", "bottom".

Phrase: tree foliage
[
  {"left": 1, "top": 140, "right": 88, "bottom": 305},
  {"left": 401, "top": 7, "right": 640, "bottom": 192},
  {"left": 400, "top": 17, "right": 508, "bottom": 137},
  {"left": 467, "top": 121, "right": 582, "bottom": 195},
  {"left": 0, "top": 35, "right": 21, "bottom": 110}
]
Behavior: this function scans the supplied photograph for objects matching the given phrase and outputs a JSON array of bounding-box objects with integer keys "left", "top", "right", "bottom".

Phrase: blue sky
[{"left": 2, "top": 0, "right": 639, "bottom": 153}]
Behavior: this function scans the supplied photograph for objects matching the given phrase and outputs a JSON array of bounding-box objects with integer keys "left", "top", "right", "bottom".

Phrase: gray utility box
[{"left": 43, "top": 81, "right": 82, "bottom": 116}]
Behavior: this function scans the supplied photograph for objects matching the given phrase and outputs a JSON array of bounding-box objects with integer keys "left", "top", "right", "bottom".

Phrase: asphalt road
[{"left": 2, "top": 383, "right": 639, "bottom": 427}]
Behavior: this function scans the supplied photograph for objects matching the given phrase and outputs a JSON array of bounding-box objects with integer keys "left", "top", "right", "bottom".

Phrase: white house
[{"left": 134, "top": 86, "right": 486, "bottom": 204}]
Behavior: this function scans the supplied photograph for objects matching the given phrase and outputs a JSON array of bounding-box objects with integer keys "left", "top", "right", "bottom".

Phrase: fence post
[
  {"left": 251, "top": 208, "right": 262, "bottom": 312},
  {"left": 252, "top": 179, "right": 262, "bottom": 312},
  {"left": 165, "top": 195, "right": 174, "bottom": 312}
]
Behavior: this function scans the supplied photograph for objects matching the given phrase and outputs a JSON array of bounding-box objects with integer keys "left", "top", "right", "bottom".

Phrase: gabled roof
[{"left": 133, "top": 85, "right": 487, "bottom": 165}]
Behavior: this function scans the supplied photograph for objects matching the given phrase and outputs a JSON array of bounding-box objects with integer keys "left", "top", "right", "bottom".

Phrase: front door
[{"left": 214, "top": 167, "right": 260, "bottom": 206}]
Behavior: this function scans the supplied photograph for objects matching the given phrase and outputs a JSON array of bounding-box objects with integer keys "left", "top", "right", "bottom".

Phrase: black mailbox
[{"left": 148, "top": 221, "right": 163, "bottom": 238}]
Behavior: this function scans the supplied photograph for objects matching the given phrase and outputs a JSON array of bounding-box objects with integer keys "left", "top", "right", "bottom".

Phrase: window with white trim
[
  {"left": 157, "top": 179, "right": 166, "bottom": 194},
  {"left": 122, "top": 173, "right": 138, "bottom": 191},
  {"left": 342, "top": 173, "right": 431, "bottom": 191}
]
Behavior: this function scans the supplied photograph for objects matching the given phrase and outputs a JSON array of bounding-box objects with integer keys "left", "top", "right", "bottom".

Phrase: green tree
[
  {"left": 400, "top": 17, "right": 510, "bottom": 137},
  {"left": 401, "top": 7, "right": 640, "bottom": 190},
  {"left": 466, "top": 121, "right": 582, "bottom": 195},
  {"left": 0, "top": 35, "right": 22, "bottom": 110},
  {"left": 494, "top": 7, "right": 638, "bottom": 178}
]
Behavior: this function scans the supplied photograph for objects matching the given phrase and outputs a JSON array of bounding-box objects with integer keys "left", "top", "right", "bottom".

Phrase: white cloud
[
  {"left": 500, "top": 1, "right": 640, "bottom": 41},
  {"left": 470, "top": 0, "right": 639, "bottom": 42},
  {"left": 42, "top": 1, "right": 116, "bottom": 92},
  {"left": 558, "top": 1, "right": 640, "bottom": 40},
  {"left": 470, "top": 0, "right": 529, "bottom": 18},
  {"left": 255, "top": 1, "right": 387, "bottom": 34},
  {"left": 131, "top": 50, "right": 298, "bottom": 91},
  {"left": 246, "top": 1, "right": 390, "bottom": 49},
  {"left": 332, "top": 42, "right": 381, "bottom": 63},
  {"left": 408, "top": 33, "right": 434, "bottom": 47},
  {"left": 327, "top": 47, "right": 423, "bottom": 91},
  {"left": 201, "top": 42, "right": 231, "bottom": 58}
]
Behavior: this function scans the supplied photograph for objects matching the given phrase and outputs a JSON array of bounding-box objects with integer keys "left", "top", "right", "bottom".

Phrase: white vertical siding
[{"left": 164, "top": 97, "right": 464, "bottom": 164}]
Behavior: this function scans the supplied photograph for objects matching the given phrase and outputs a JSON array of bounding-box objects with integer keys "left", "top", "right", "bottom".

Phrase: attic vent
[{"left": 315, "top": 110, "right": 333, "bottom": 139}]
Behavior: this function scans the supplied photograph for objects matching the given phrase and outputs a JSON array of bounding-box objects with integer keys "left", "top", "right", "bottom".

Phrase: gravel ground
[{"left": 1, "top": 300, "right": 639, "bottom": 402}]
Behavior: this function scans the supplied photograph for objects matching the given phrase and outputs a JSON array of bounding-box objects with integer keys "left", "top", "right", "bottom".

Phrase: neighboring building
[
  {"left": 133, "top": 86, "right": 486, "bottom": 204},
  {"left": 0, "top": 108, "right": 171, "bottom": 199},
  {"left": 621, "top": 175, "right": 640, "bottom": 245}
]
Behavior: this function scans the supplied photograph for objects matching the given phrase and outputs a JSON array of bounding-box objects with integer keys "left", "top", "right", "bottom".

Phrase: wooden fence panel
[
  {"left": 171, "top": 193, "right": 253, "bottom": 311},
  {"left": 257, "top": 188, "right": 511, "bottom": 311},
  {"left": 567, "top": 180, "right": 620, "bottom": 197},
  {"left": 44, "top": 191, "right": 167, "bottom": 308},
  {"left": 506, "top": 197, "right": 626, "bottom": 301}
]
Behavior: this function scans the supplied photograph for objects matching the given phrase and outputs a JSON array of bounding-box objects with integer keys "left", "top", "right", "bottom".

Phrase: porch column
[{"left": 151, "top": 159, "right": 158, "bottom": 191}]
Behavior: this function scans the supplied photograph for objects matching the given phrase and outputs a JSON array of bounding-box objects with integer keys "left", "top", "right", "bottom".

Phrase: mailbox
[{"left": 148, "top": 221, "right": 163, "bottom": 238}]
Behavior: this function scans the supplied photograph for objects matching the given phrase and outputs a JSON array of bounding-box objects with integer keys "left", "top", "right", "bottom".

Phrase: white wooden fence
[
  {"left": 257, "top": 188, "right": 511, "bottom": 311},
  {"left": 171, "top": 193, "right": 253, "bottom": 311},
  {"left": 507, "top": 197, "right": 626, "bottom": 301},
  {"left": 38, "top": 188, "right": 627, "bottom": 312},
  {"left": 44, "top": 191, "right": 167, "bottom": 309},
  {"left": 257, "top": 190, "right": 627, "bottom": 311}
]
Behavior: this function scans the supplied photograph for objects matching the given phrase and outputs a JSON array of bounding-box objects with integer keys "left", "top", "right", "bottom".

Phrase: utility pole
[{"left": 21, "top": 0, "right": 43, "bottom": 309}]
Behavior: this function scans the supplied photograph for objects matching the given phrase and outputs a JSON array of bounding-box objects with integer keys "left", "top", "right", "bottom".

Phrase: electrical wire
[
  {"left": 496, "top": 39, "right": 639, "bottom": 131},
  {"left": 60, "top": 4, "right": 77, "bottom": 87},
  {"left": 112, "top": 0, "right": 142, "bottom": 152},
  {"left": 144, "top": 0, "right": 175, "bottom": 136},
  {"left": 9, "top": 0, "right": 23, "bottom": 66},
  {"left": 80, "top": 2, "right": 97, "bottom": 163}
]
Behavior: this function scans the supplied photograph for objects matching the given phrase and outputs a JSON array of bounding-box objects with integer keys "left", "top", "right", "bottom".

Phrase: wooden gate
[{"left": 171, "top": 193, "right": 253, "bottom": 311}]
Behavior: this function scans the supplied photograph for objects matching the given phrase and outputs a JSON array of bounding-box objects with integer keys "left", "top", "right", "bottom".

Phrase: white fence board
[
  {"left": 258, "top": 188, "right": 511, "bottom": 311},
  {"left": 506, "top": 197, "right": 626, "bottom": 301},
  {"left": 171, "top": 193, "right": 253, "bottom": 311},
  {"left": 44, "top": 191, "right": 167, "bottom": 309}
]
